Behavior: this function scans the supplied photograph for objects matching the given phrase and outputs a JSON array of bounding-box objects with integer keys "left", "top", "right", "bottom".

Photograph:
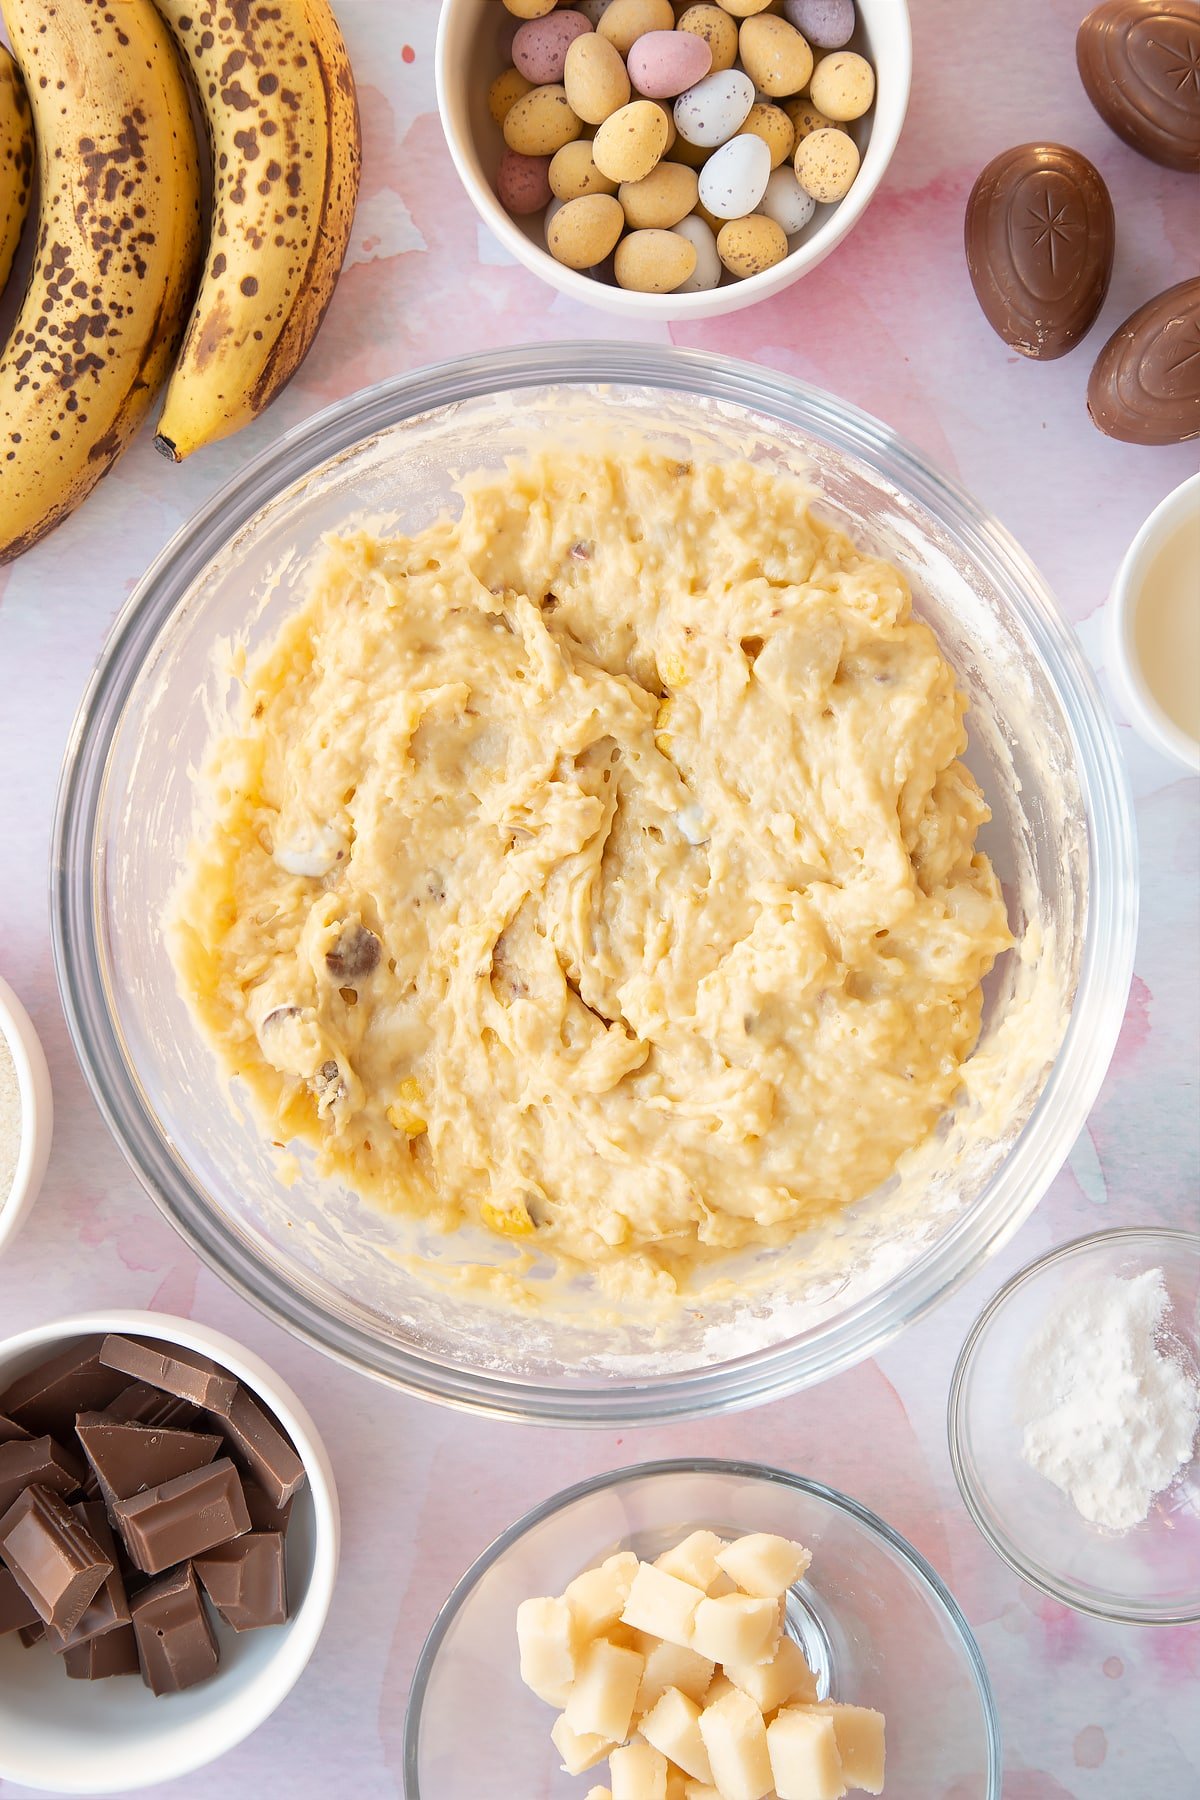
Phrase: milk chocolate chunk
[
  {"left": 242, "top": 1479, "right": 294, "bottom": 1535},
  {"left": 44, "top": 1504, "right": 131, "bottom": 1652},
  {"left": 0, "top": 1344, "right": 129, "bottom": 1442},
  {"left": 102, "top": 1381, "right": 201, "bottom": 1433},
  {"left": 63, "top": 1623, "right": 141, "bottom": 1680},
  {"left": 1088, "top": 275, "right": 1200, "bottom": 442},
  {"left": 0, "top": 1485, "right": 113, "bottom": 1636},
  {"left": 0, "top": 1413, "right": 31, "bottom": 1446},
  {"left": 0, "top": 1434, "right": 84, "bottom": 1514},
  {"left": 130, "top": 1563, "right": 219, "bottom": 1695},
  {"left": 214, "top": 1386, "right": 306, "bottom": 1510},
  {"left": 1078, "top": 0, "right": 1200, "bottom": 172},
  {"left": 18, "top": 1620, "right": 45, "bottom": 1646},
  {"left": 75, "top": 1414, "right": 223, "bottom": 1508},
  {"left": 965, "top": 142, "right": 1115, "bottom": 359},
  {"left": 195, "top": 1531, "right": 287, "bottom": 1630},
  {"left": 113, "top": 1457, "right": 251, "bottom": 1575},
  {"left": 99, "top": 1336, "right": 238, "bottom": 1414},
  {"left": 0, "top": 1564, "right": 41, "bottom": 1634}
]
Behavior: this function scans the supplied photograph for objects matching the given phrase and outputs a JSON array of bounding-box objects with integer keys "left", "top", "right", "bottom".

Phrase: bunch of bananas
[{"left": 0, "top": 0, "right": 361, "bottom": 563}]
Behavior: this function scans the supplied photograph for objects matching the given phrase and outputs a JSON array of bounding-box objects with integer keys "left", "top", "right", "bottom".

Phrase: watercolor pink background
[{"left": 0, "top": 2, "right": 1197, "bottom": 1795}]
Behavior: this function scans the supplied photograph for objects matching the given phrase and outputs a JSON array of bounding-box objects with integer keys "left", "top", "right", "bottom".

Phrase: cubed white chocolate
[
  {"left": 654, "top": 1530, "right": 727, "bottom": 1593},
  {"left": 665, "top": 1770, "right": 690, "bottom": 1800},
  {"left": 697, "top": 1685, "right": 774, "bottom": 1800},
  {"left": 609, "top": 1740, "right": 669, "bottom": 1800},
  {"left": 640, "top": 1686, "right": 713, "bottom": 1784},
  {"left": 726, "top": 1635, "right": 819, "bottom": 1713},
  {"left": 715, "top": 1532, "right": 812, "bottom": 1599},
  {"left": 802, "top": 1702, "right": 886, "bottom": 1794},
  {"left": 585, "top": 1789, "right": 613, "bottom": 1800},
  {"left": 621, "top": 1562, "right": 705, "bottom": 1649},
  {"left": 702, "top": 1670, "right": 736, "bottom": 1708},
  {"left": 682, "top": 1787, "right": 721, "bottom": 1800},
  {"left": 691, "top": 1593, "right": 782, "bottom": 1667},
  {"left": 551, "top": 1711, "right": 614, "bottom": 1776},
  {"left": 636, "top": 1638, "right": 716, "bottom": 1713},
  {"left": 564, "top": 1637, "right": 645, "bottom": 1744},
  {"left": 566, "top": 1552, "right": 641, "bottom": 1641},
  {"left": 767, "top": 1705, "right": 846, "bottom": 1800},
  {"left": 517, "top": 1595, "right": 577, "bottom": 1706}
]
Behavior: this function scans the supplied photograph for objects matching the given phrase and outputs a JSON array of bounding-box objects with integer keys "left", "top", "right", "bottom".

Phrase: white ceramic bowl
[
  {"left": 0, "top": 973, "right": 53, "bottom": 1261},
  {"left": 0, "top": 1311, "right": 340, "bottom": 1795},
  {"left": 1106, "top": 470, "right": 1200, "bottom": 775},
  {"left": 435, "top": 0, "right": 911, "bottom": 320}
]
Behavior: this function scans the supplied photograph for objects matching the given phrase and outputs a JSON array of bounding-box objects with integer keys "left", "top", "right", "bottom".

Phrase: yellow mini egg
[
  {"left": 564, "top": 31, "right": 632, "bottom": 124},
  {"left": 548, "top": 193, "right": 627, "bottom": 269},
  {"left": 809, "top": 49, "right": 876, "bottom": 121},
  {"left": 619, "top": 159, "right": 699, "bottom": 227},
  {"left": 549, "top": 138, "right": 619, "bottom": 200},
  {"left": 712, "top": 0, "right": 774, "bottom": 16},
  {"left": 502, "top": 0, "right": 557, "bottom": 16},
  {"left": 736, "top": 101, "right": 795, "bottom": 168},
  {"left": 593, "top": 98, "right": 670, "bottom": 182},
  {"left": 794, "top": 124, "right": 860, "bottom": 200},
  {"left": 502, "top": 84, "right": 585, "bottom": 156},
  {"left": 786, "top": 97, "right": 837, "bottom": 140},
  {"left": 488, "top": 67, "right": 534, "bottom": 126},
  {"left": 717, "top": 211, "right": 789, "bottom": 277},
  {"left": 738, "top": 14, "right": 814, "bottom": 96},
  {"left": 597, "top": 0, "right": 675, "bottom": 58},
  {"left": 614, "top": 226, "right": 698, "bottom": 290},
  {"left": 676, "top": 3, "right": 740, "bottom": 72}
]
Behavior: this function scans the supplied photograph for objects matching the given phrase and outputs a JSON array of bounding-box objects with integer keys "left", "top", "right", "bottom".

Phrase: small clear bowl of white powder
[
  {"left": 949, "top": 1228, "right": 1200, "bottom": 1625},
  {"left": 0, "top": 974, "right": 54, "bottom": 1259}
]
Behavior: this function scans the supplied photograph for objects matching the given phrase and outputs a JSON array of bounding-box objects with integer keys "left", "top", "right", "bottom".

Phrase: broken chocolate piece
[
  {"left": 241, "top": 1479, "right": 294, "bottom": 1535},
  {"left": 0, "top": 1412, "right": 31, "bottom": 1446},
  {"left": 0, "top": 1564, "right": 41, "bottom": 1634},
  {"left": 101, "top": 1381, "right": 201, "bottom": 1432},
  {"left": 131, "top": 1563, "right": 219, "bottom": 1695},
  {"left": 214, "top": 1387, "right": 307, "bottom": 1510},
  {"left": 63, "top": 1623, "right": 141, "bottom": 1680},
  {"left": 195, "top": 1531, "right": 287, "bottom": 1631},
  {"left": 44, "top": 1504, "right": 131, "bottom": 1652},
  {"left": 0, "top": 1484, "right": 113, "bottom": 1636},
  {"left": 75, "top": 1414, "right": 222, "bottom": 1509},
  {"left": 18, "top": 1619, "right": 45, "bottom": 1646},
  {"left": 113, "top": 1457, "right": 251, "bottom": 1575},
  {"left": 99, "top": 1336, "right": 238, "bottom": 1413},
  {"left": 0, "top": 1343, "right": 130, "bottom": 1441},
  {"left": 0, "top": 1434, "right": 84, "bottom": 1515}
]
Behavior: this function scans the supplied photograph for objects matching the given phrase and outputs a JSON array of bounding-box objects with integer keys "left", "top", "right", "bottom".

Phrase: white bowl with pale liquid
[{"left": 1107, "top": 471, "right": 1200, "bottom": 776}]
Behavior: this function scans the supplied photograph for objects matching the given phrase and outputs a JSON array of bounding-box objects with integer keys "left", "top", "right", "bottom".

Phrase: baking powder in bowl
[
  {"left": 0, "top": 1030, "right": 20, "bottom": 1206},
  {"left": 1019, "top": 1267, "right": 1200, "bottom": 1530}
]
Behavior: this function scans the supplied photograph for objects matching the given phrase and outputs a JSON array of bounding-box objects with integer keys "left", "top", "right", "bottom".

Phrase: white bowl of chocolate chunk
[{"left": 0, "top": 1310, "right": 340, "bottom": 1794}]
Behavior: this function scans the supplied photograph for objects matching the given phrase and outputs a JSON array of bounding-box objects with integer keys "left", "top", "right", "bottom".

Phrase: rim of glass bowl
[
  {"left": 947, "top": 1226, "right": 1200, "bottom": 1627},
  {"left": 51, "top": 343, "right": 1138, "bottom": 1424},
  {"left": 402, "top": 1456, "right": 1004, "bottom": 1800}
]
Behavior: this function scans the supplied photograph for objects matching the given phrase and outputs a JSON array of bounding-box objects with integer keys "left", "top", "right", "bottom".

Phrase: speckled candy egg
[
  {"left": 564, "top": 31, "right": 631, "bottom": 123},
  {"left": 782, "top": 0, "right": 856, "bottom": 51},
  {"left": 502, "top": 0, "right": 558, "bottom": 18},
  {"left": 809, "top": 49, "right": 875, "bottom": 121},
  {"left": 503, "top": 84, "right": 584, "bottom": 155},
  {"left": 717, "top": 212, "right": 789, "bottom": 277},
  {"left": 618, "top": 158, "right": 698, "bottom": 227},
  {"left": 794, "top": 124, "right": 860, "bottom": 199},
  {"left": 676, "top": 4, "right": 739, "bottom": 74},
  {"left": 759, "top": 164, "right": 816, "bottom": 232},
  {"left": 489, "top": 67, "right": 534, "bottom": 125},
  {"left": 549, "top": 137, "right": 619, "bottom": 199},
  {"left": 596, "top": 0, "right": 675, "bottom": 58},
  {"left": 614, "top": 226, "right": 698, "bottom": 290},
  {"left": 672, "top": 213, "right": 723, "bottom": 291},
  {"left": 496, "top": 147, "right": 554, "bottom": 215},
  {"left": 737, "top": 101, "right": 795, "bottom": 169},
  {"left": 627, "top": 28, "right": 712, "bottom": 99},
  {"left": 737, "top": 14, "right": 814, "bottom": 98},
  {"left": 575, "top": 0, "right": 615, "bottom": 22},
  {"left": 698, "top": 131, "right": 772, "bottom": 218},
  {"left": 547, "top": 192, "right": 626, "bottom": 268},
  {"left": 592, "top": 97, "right": 670, "bottom": 180},
  {"left": 673, "top": 67, "right": 756, "bottom": 146},
  {"left": 513, "top": 9, "right": 593, "bottom": 84}
]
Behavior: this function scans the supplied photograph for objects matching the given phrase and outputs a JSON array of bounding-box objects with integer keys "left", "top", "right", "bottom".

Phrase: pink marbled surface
[{"left": 0, "top": 1, "right": 1198, "bottom": 1794}]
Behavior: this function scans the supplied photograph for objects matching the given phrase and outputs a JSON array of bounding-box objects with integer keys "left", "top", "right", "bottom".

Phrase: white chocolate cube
[
  {"left": 610, "top": 1740, "right": 669, "bottom": 1800},
  {"left": 636, "top": 1638, "right": 715, "bottom": 1713},
  {"left": 665, "top": 1771, "right": 690, "bottom": 1800},
  {"left": 726, "top": 1635, "right": 818, "bottom": 1713},
  {"left": 804, "top": 1702, "right": 886, "bottom": 1794},
  {"left": 517, "top": 1595, "right": 576, "bottom": 1706},
  {"left": 767, "top": 1706, "right": 846, "bottom": 1800},
  {"left": 682, "top": 1787, "right": 721, "bottom": 1800},
  {"left": 567, "top": 1552, "right": 641, "bottom": 1640},
  {"left": 691, "top": 1593, "right": 782, "bottom": 1667},
  {"left": 640, "top": 1686, "right": 714, "bottom": 1784},
  {"left": 551, "top": 1712, "right": 614, "bottom": 1776},
  {"left": 715, "top": 1532, "right": 812, "bottom": 1599},
  {"left": 655, "top": 1530, "right": 727, "bottom": 1593},
  {"left": 702, "top": 1670, "right": 736, "bottom": 1708},
  {"left": 621, "top": 1562, "right": 705, "bottom": 1649},
  {"left": 585, "top": 1789, "right": 613, "bottom": 1800},
  {"left": 564, "top": 1637, "right": 645, "bottom": 1744},
  {"left": 697, "top": 1685, "right": 774, "bottom": 1800}
]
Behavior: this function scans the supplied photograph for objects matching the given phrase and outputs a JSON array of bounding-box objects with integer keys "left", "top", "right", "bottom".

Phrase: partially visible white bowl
[
  {"left": 435, "top": 0, "right": 911, "bottom": 320},
  {"left": 0, "top": 973, "right": 53, "bottom": 1261},
  {"left": 1106, "top": 470, "right": 1200, "bottom": 775},
  {"left": 0, "top": 1311, "right": 340, "bottom": 1795}
]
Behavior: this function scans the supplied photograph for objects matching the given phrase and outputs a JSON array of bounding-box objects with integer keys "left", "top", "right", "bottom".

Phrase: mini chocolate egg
[
  {"left": 513, "top": 9, "right": 594, "bottom": 85},
  {"left": 503, "top": 0, "right": 558, "bottom": 17},
  {"left": 597, "top": 0, "right": 675, "bottom": 58},
  {"left": 550, "top": 137, "right": 620, "bottom": 198},
  {"left": 676, "top": 4, "right": 740, "bottom": 73},
  {"left": 785, "top": 97, "right": 837, "bottom": 139},
  {"left": 714, "top": 0, "right": 774, "bottom": 15},
  {"left": 593, "top": 97, "right": 671, "bottom": 180},
  {"left": 738, "top": 14, "right": 815, "bottom": 97},
  {"left": 809, "top": 49, "right": 875, "bottom": 121},
  {"left": 717, "top": 212, "right": 789, "bottom": 276},
  {"left": 548, "top": 192, "right": 627, "bottom": 268},
  {"left": 627, "top": 28, "right": 713, "bottom": 98},
  {"left": 614, "top": 226, "right": 698, "bottom": 289},
  {"left": 619, "top": 159, "right": 699, "bottom": 226},
  {"left": 576, "top": 0, "right": 616, "bottom": 22},
  {"left": 673, "top": 67, "right": 756, "bottom": 145},
  {"left": 564, "top": 30, "right": 632, "bottom": 122},
  {"left": 489, "top": 67, "right": 535, "bottom": 126},
  {"left": 503, "top": 84, "right": 585, "bottom": 156},
  {"left": 698, "top": 131, "right": 772, "bottom": 217},
  {"left": 736, "top": 101, "right": 795, "bottom": 168},
  {"left": 496, "top": 147, "right": 554, "bottom": 215},
  {"left": 783, "top": 0, "right": 856, "bottom": 51},
  {"left": 672, "top": 212, "right": 723, "bottom": 290},
  {"left": 759, "top": 164, "right": 816, "bottom": 233},
  {"left": 794, "top": 124, "right": 860, "bottom": 200}
]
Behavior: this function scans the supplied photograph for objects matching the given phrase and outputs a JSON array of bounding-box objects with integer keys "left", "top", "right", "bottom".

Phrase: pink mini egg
[
  {"left": 626, "top": 28, "right": 712, "bottom": 100},
  {"left": 496, "top": 148, "right": 554, "bottom": 215},
  {"left": 512, "top": 10, "right": 594, "bottom": 86}
]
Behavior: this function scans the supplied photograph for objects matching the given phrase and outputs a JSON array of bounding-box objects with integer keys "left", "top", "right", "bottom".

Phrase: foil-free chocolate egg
[
  {"left": 1088, "top": 276, "right": 1200, "bottom": 444},
  {"left": 1077, "top": 0, "right": 1200, "bottom": 174}
]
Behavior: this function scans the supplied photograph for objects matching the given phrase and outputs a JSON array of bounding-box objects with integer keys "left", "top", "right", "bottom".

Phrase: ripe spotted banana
[
  {"left": 0, "top": 0, "right": 203, "bottom": 563},
  {"left": 150, "top": 0, "right": 362, "bottom": 461},
  {"left": 0, "top": 42, "right": 33, "bottom": 297}
]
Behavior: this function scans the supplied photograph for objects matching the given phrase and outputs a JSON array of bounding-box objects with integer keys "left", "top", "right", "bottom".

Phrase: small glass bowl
[
  {"left": 404, "top": 1458, "right": 1002, "bottom": 1799},
  {"left": 948, "top": 1228, "right": 1200, "bottom": 1627}
]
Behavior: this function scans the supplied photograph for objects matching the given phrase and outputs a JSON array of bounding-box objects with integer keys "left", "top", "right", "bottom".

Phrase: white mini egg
[
  {"left": 759, "top": 165, "right": 816, "bottom": 234},
  {"left": 698, "top": 132, "right": 771, "bottom": 219},
  {"left": 672, "top": 214, "right": 722, "bottom": 291},
  {"left": 673, "top": 68, "right": 755, "bottom": 147}
]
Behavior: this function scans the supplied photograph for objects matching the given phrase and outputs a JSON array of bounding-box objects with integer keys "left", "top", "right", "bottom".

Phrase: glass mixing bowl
[
  {"left": 404, "top": 1458, "right": 1002, "bottom": 1798},
  {"left": 52, "top": 344, "right": 1137, "bottom": 1423}
]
